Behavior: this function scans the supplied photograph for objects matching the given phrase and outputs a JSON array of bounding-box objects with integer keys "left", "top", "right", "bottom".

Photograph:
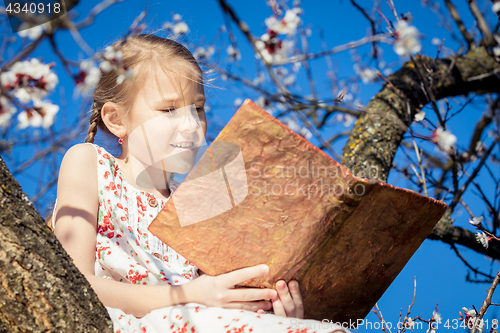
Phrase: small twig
[
  {"left": 471, "top": 267, "right": 500, "bottom": 333},
  {"left": 451, "top": 244, "right": 496, "bottom": 281},
  {"left": 467, "top": 0, "right": 494, "bottom": 46},
  {"left": 372, "top": 303, "right": 392, "bottom": 333},
  {"left": 444, "top": 0, "right": 474, "bottom": 49}
]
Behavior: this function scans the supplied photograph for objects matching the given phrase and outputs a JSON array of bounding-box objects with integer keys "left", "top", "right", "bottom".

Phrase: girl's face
[{"left": 124, "top": 66, "right": 207, "bottom": 180}]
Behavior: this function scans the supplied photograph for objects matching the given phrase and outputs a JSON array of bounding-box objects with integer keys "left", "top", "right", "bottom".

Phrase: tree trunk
[
  {"left": 340, "top": 46, "right": 500, "bottom": 260},
  {"left": 0, "top": 155, "right": 112, "bottom": 332}
]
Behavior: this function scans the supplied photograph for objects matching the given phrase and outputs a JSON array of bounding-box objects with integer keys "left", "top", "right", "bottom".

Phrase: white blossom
[
  {"left": 255, "top": 96, "right": 274, "bottom": 115},
  {"left": 393, "top": 20, "right": 422, "bottom": 57},
  {"left": 253, "top": 72, "right": 266, "bottom": 85},
  {"left": 255, "top": 38, "right": 294, "bottom": 64},
  {"left": 34, "top": 99, "right": 59, "bottom": 128},
  {"left": 299, "top": 127, "right": 312, "bottom": 140},
  {"left": 469, "top": 216, "right": 484, "bottom": 226},
  {"left": 116, "top": 68, "right": 133, "bottom": 85},
  {"left": 17, "top": 23, "right": 46, "bottom": 40},
  {"left": 403, "top": 12, "right": 413, "bottom": 23},
  {"left": 432, "top": 126, "right": 456, "bottom": 153},
  {"left": 335, "top": 113, "right": 356, "bottom": 127},
  {"left": 234, "top": 98, "right": 243, "bottom": 106},
  {"left": 194, "top": 46, "right": 215, "bottom": 61},
  {"left": 461, "top": 307, "right": 477, "bottom": 317},
  {"left": 163, "top": 17, "right": 189, "bottom": 38},
  {"left": 76, "top": 60, "right": 101, "bottom": 95},
  {"left": 475, "top": 140, "right": 486, "bottom": 157},
  {"left": 0, "top": 58, "right": 58, "bottom": 103},
  {"left": 265, "top": 9, "right": 302, "bottom": 37},
  {"left": 475, "top": 231, "right": 489, "bottom": 249},
  {"left": 357, "top": 66, "right": 378, "bottom": 84},
  {"left": 283, "top": 117, "right": 300, "bottom": 132},
  {"left": 469, "top": 317, "right": 484, "bottom": 333},
  {"left": 432, "top": 311, "right": 442, "bottom": 324},
  {"left": 100, "top": 60, "right": 113, "bottom": 73},
  {"left": 103, "top": 46, "right": 123, "bottom": 61},
  {"left": 494, "top": 34, "right": 500, "bottom": 57},
  {"left": 405, "top": 317, "right": 415, "bottom": 330},
  {"left": 17, "top": 100, "right": 58, "bottom": 129},
  {"left": 493, "top": 1, "right": 500, "bottom": 14},
  {"left": 431, "top": 37, "right": 442, "bottom": 46},
  {"left": 0, "top": 96, "right": 16, "bottom": 127},
  {"left": 226, "top": 45, "right": 241, "bottom": 62},
  {"left": 415, "top": 111, "right": 425, "bottom": 121},
  {"left": 283, "top": 74, "right": 296, "bottom": 86},
  {"left": 173, "top": 22, "right": 189, "bottom": 36}
]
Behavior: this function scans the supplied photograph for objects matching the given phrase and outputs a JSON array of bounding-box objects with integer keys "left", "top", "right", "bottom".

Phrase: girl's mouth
[{"left": 170, "top": 141, "right": 195, "bottom": 150}]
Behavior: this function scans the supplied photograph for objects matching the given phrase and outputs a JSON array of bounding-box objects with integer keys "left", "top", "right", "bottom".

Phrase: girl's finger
[
  {"left": 271, "top": 294, "right": 286, "bottom": 317},
  {"left": 224, "top": 264, "right": 270, "bottom": 288},
  {"left": 222, "top": 301, "right": 273, "bottom": 313},
  {"left": 289, "top": 280, "right": 304, "bottom": 319},
  {"left": 227, "top": 286, "right": 277, "bottom": 303},
  {"left": 276, "top": 280, "right": 296, "bottom": 317}
]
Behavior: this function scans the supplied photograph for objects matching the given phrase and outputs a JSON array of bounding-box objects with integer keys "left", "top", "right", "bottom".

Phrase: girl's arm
[
  {"left": 53, "top": 143, "right": 188, "bottom": 317},
  {"left": 54, "top": 144, "right": 276, "bottom": 318}
]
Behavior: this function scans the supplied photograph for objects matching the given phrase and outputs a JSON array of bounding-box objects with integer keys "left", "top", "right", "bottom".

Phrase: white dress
[{"left": 52, "top": 142, "right": 349, "bottom": 333}]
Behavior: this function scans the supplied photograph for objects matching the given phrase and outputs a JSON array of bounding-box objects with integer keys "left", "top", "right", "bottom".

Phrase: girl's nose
[{"left": 177, "top": 105, "right": 200, "bottom": 132}]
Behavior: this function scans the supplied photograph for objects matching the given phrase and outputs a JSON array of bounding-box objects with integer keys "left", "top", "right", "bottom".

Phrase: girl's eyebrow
[{"left": 153, "top": 94, "right": 206, "bottom": 106}]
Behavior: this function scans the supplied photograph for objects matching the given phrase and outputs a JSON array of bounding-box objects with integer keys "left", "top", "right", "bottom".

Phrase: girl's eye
[
  {"left": 196, "top": 106, "right": 205, "bottom": 113},
  {"left": 162, "top": 108, "right": 175, "bottom": 112}
]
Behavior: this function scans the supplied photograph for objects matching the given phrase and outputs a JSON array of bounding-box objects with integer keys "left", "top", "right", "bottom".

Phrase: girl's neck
[{"left": 114, "top": 154, "right": 172, "bottom": 200}]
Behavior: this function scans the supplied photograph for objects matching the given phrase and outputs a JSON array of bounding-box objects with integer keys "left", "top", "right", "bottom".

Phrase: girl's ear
[{"left": 101, "top": 102, "right": 127, "bottom": 138}]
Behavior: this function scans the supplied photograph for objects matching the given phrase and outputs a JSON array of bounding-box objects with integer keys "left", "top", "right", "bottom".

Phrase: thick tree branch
[
  {"left": 340, "top": 47, "right": 500, "bottom": 259},
  {"left": 0, "top": 155, "right": 113, "bottom": 332}
]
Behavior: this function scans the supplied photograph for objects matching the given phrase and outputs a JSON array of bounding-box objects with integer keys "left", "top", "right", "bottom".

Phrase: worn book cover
[{"left": 148, "top": 99, "right": 448, "bottom": 322}]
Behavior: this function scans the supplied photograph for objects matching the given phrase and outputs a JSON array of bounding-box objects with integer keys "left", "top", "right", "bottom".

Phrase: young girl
[{"left": 49, "top": 34, "right": 348, "bottom": 333}]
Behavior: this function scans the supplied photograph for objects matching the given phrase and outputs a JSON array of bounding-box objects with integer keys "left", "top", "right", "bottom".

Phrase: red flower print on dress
[
  {"left": 117, "top": 203, "right": 123, "bottom": 209},
  {"left": 104, "top": 171, "right": 110, "bottom": 179},
  {"left": 102, "top": 153, "right": 110, "bottom": 159}
]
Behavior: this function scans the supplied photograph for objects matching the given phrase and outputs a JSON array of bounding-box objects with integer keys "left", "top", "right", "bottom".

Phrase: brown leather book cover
[{"left": 148, "top": 99, "right": 448, "bottom": 322}]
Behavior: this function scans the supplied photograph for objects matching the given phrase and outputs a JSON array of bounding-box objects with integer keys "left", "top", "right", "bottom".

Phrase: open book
[{"left": 148, "top": 99, "right": 448, "bottom": 322}]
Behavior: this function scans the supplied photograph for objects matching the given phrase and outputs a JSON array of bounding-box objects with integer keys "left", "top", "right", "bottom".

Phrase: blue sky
[{"left": 4, "top": 0, "right": 499, "bottom": 331}]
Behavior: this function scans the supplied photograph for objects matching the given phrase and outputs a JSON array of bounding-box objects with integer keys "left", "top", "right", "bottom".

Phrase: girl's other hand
[
  {"left": 257, "top": 279, "right": 304, "bottom": 319},
  {"left": 186, "top": 264, "right": 277, "bottom": 313}
]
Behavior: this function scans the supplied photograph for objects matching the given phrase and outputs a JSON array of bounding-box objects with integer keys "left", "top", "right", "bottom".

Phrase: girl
[{"left": 49, "top": 34, "right": 348, "bottom": 333}]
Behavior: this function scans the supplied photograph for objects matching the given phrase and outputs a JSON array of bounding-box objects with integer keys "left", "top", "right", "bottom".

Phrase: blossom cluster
[
  {"left": 0, "top": 58, "right": 59, "bottom": 129},
  {"left": 459, "top": 307, "right": 484, "bottom": 332},
  {"left": 468, "top": 216, "right": 490, "bottom": 249},
  {"left": 255, "top": 6, "right": 303, "bottom": 64},
  {"left": 75, "top": 45, "right": 133, "bottom": 95},
  {"left": 393, "top": 20, "right": 422, "bottom": 58},
  {"left": 432, "top": 126, "right": 457, "bottom": 153}
]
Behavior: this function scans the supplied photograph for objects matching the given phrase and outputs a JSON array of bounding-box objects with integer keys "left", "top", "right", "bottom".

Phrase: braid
[{"left": 85, "top": 102, "right": 100, "bottom": 143}]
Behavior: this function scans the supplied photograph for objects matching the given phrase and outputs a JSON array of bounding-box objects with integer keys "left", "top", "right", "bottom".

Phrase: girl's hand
[
  {"left": 186, "top": 264, "right": 277, "bottom": 313},
  {"left": 257, "top": 280, "right": 304, "bottom": 319}
]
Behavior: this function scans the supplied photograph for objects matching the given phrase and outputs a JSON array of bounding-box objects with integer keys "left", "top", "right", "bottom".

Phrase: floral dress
[{"left": 52, "top": 142, "right": 349, "bottom": 333}]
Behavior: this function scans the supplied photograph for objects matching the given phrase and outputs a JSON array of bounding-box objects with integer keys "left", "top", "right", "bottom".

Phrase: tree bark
[
  {"left": 340, "top": 46, "right": 500, "bottom": 260},
  {"left": 0, "top": 155, "right": 112, "bottom": 332}
]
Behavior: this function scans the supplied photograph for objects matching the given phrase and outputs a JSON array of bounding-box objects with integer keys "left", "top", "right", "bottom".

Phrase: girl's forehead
[{"left": 140, "top": 68, "right": 205, "bottom": 103}]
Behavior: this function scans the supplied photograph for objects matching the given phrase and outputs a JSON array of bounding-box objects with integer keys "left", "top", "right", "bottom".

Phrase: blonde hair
[
  {"left": 85, "top": 33, "right": 204, "bottom": 144},
  {"left": 46, "top": 34, "right": 204, "bottom": 231}
]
